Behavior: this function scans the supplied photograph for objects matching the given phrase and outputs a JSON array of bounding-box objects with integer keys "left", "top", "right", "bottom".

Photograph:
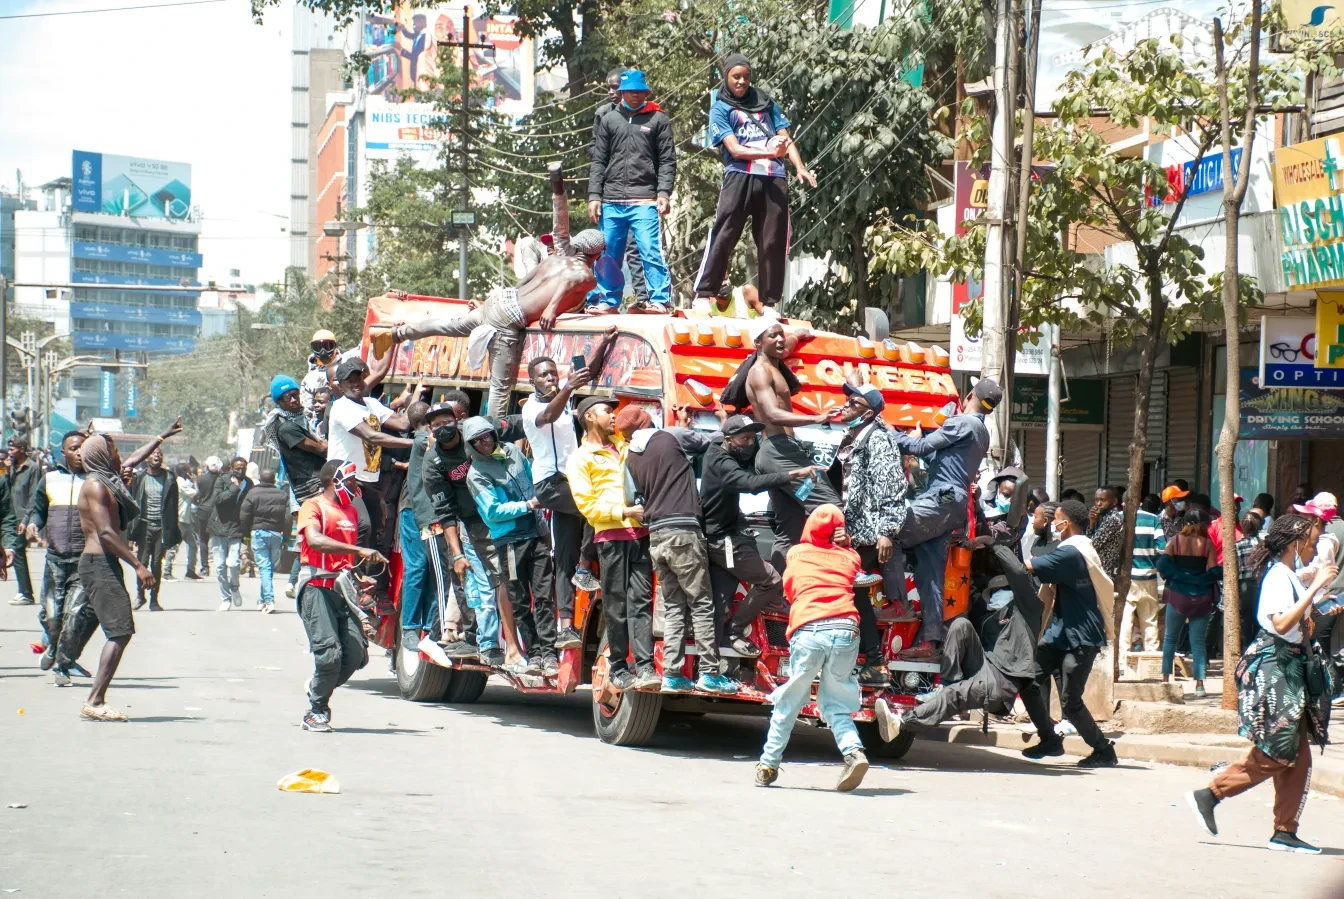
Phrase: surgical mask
[
  {"left": 1050, "top": 522, "right": 1065, "bottom": 541},
  {"left": 1174, "top": 500, "right": 1187, "bottom": 512},
  {"left": 847, "top": 412, "right": 872, "bottom": 430},
  {"left": 995, "top": 495, "right": 1012, "bottom": 513},
  {"left": 433, "top": 423, "right": 459, "bottom": 447}
]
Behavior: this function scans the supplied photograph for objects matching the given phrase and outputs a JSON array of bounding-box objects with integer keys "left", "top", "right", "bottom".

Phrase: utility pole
[
  {"left": 981, "top": 0, "right": 1013, "bottom": 464},
  {"left": 441, "top": 12, "right": 493, "bottom": 300},
  {"left": 0, "top": 274, "right": 7, "bottom": 442}
]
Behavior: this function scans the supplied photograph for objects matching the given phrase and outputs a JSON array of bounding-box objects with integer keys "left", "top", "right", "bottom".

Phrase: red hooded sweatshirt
[{"left": 784, "top": 504, "right": 862, "bottom": 639}]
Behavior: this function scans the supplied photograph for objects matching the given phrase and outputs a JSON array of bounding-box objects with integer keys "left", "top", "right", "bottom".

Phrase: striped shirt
[{"left": 1131, "top": 509, "right": 1166, "bottom": 579}]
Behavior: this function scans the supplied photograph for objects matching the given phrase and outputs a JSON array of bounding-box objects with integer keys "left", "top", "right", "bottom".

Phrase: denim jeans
[
  {"left": 165, "top": 528, "right": 199, "bottom": 577},
  {"left": 398, "top": 509, "right": 432, "bottom": 633},
  {"left": 461, "top": 526, "right": 500, "bottom": 651},
  {"left": 251, "top": 530, "right": 283, "bottom": 606},
  {"left": 1163, "top": 607, "right": 1211, "bottom": 680},
  {"left": 593, "top": 203, "right": 670, "bottom": 307},
  {"left": 759, "top": 622, "right": 863, "bottom": 768},
  {"left": 210, "top": 536, "right": 243, "bottom": 605}
]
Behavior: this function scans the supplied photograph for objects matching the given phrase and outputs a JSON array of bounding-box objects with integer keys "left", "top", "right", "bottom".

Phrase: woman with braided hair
[{"left": 1187, "top": 514, "right": 1342, "bottom": 854}]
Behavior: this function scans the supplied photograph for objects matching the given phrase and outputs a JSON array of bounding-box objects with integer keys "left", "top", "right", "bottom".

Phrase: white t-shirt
[
  {"left": 1258, "top": 562, "right": 1305, "bottom": 643},
  {"left": 522, "top": 392, "right": 578, "bottom": 482},
  {"left": 328, "top": 395, "right": 394, "bottom": 483}
]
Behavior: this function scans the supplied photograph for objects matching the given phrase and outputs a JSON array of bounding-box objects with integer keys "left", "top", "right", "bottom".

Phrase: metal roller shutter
[
  {"left": 1106, "top": 376, "right": 1137, "bottom": 489},
  {"left": 1165, "top": 369, "right": 1199, "bottom": 487},
  {"left": 1146, "top": 371, "right": 1168, "bottom": 461},
  {"left": 1061, "top": 430, "right": 1101, "bottom": 498}
]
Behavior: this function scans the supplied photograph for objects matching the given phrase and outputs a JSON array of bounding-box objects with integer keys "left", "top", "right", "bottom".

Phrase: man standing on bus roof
[{"left": 892, "top": 378, "right": 1001, "bottom": 659}]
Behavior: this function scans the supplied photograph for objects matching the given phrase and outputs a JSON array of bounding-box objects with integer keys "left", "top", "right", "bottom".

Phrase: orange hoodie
[{"left": 784, "top": 504, "right": 862, "bottom": 639}]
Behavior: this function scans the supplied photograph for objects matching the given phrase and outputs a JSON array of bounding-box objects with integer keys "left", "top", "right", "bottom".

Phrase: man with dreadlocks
[
  {"left": 385, "top": 170, "right": 609, "bottom": 424},
  {"left": 76, "top": 435, "right": 155, "bottom": 722}
]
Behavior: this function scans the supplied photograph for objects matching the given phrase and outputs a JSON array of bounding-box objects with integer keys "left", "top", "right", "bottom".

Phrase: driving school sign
[{"left": 1258, "top": 315, "right": 1344, "bottom": 388}]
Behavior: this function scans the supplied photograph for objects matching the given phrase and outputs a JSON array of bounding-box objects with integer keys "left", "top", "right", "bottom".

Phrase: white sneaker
[
  {"left": 261, "top": 604, "right": 275, "bottom": 615},
  {"left": 285, "top": 584, "right": 296, "bottom": 599},
  {"left": 874, "top": 697, "right": 903, "bottom": 743},
  {"left": 216, "top": 601, "right": 232, "bottom": 612}
]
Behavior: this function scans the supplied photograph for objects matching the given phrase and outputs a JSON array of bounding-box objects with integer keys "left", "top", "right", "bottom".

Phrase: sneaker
[
  {"left": 301, "top": 710, "right": 333, "bottom": 733},
  {"left": 133, "top": 596, "right": 147, "bottom": 610},
  {"left": 148, "top": 603, "right": 164, "bottom": 612},
  {"left": 572, "top": 569, "right": 602, "bottom": 593},
  {"left": 541, "top": 653, "right": 560, "bottom": 677},
  {"left": 874, "top": 698, "right": 903, "bottom": 743},
  {"left": 186, "top": 572, "right": 204, "bottom": 581},
  {"left": 216, "top": 601, "right": 232, "bottom": 612},
  {"left": 52, "top": 668, "right": 72, "bottom": 688},
  {"left": 402, "top": 629, "right": 421, "bottom": 651},
  {"left": 836, "top": 749, "right": 870, "bottom": 792},
  {"left": 284, "top": 584, "right": 296, "bottom": 598},
  {"left": 854, "top": 572, "right": 883, "bottom": 589},
  {"left": 662, "top": 674, "right": 694, "bottom": 693},
  {"left": 443, "top": 640, "right": 479, "bottom": 661},
  {"left": 729, "top": 636, "right": 761, "bottom": 658},
  {"left": 525, "top": 655, "right": 545, "bottom": 676},
  {"left": 261, "top": 603, "right": 275, "bottom": 615},
  {"left": 644, "top": 302, "right": 670, "bottom": 314},
  {"left": 857, "top": 663, "right": 889, "bottom": 688},
  {"left": 1077, "top": 741, "right": 1119, "bottom": 769},
  {"left": 1186, "top": 788, "right": 1219, "bottom": 836},
  {"left": 696, "top": 672, "right": 739, "bottom": 694},
  {"left": 755, "top": 764, "right": 779, "bottom": 787},
  {"left": 162, "top": 573, "right": 177, "bottom": 581},
  {"left": 1022, "top": 740, "right": 1066, "bottom": 760},
  {"left": 39, "top": 645, "right": 56, "bottom": 672},
  {"left": 8, "top": 595, "right": 34, "bottom": 606},
  {"left": 68, "top": 662, "right": 92, "bottom": 678},
  {"left": 232, "top": 593, "right": 243, "bottom": 608},
  {"left": 609, "top": 668, "right": 637, "bottom": 691},
  {"left": 633, "top": 667, "right": 662, "bottom": 692},
  {"left": 481, "top": 647, "right": 506, "bottom": 667},
  {"left": 1194, "top": 684, "right": 1207, "bottom": 699},
  {"left": 899, "top": 641, "right": 941, "bottom": 661},
  {"left": 555, "top": 626, "right": 583, "bottom": 649},
  {"left": 1268, "top": 831, "right": 1321, "bottom": 854}
]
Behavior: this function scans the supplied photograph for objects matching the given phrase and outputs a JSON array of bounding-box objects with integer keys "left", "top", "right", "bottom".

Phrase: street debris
[{"left": 277, "top": 769, "right": 340, "bottom": 794}]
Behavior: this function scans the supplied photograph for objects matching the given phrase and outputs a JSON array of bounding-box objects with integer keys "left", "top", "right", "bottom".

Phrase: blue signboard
[
  {"left": 72, "top": 242, "right": 202, "bottom": 269},
  {"left": 71, "top": 271, "right": 200, "bottom": 290},
  {"left": 126, "top": 379, "right": 137, "bottom": 419},
  {"left": 71, "top": 151, "right": 192, "bottom": 221},
  {"left": 73, "top": 332, "right": 196, "bottom": 354},
  {"left": 100, "top": 371, "right": 114, "bottom": 416},
  {"left": 1240, "top": 368, "right": 1344, "bottom": 438},
  {"left": 70, "top": 301, "right": 201, "bottom": 327}
]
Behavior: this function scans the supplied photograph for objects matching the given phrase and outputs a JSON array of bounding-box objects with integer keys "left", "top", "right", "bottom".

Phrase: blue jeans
[
  {"left": 461, "top": 530, "right": 499, "bottom": 651},
  {"left": 210, "top": 536, "right": 243, "bottom": 605},
  {"left": 1162, "top": 606, "right": 1210, "bottom": 680},
  {"left": 592, "top": 203, "right": 670, "bottom": 307},
  {"left": 759, "top": 622, "right": 864, "bottom": 768},
  {"left": 399, "top": 509, "right": 434, "bottom": 633},
  {"left": 251, "top": 530, "right": 282, "bottom": 606}
]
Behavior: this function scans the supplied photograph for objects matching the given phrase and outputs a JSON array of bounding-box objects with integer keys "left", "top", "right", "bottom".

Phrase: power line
[{"left": 0, "top": 0, "right": 226, "bottom": 19}]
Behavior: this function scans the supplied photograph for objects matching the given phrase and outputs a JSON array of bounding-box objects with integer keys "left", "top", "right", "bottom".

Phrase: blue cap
[
  {"left": 843, "top": 381, "right": 885, "bottom": 413},
  {"left": 619, "top": 69, "right": 650, "bottom": 92},
  {"left": 270, "top": 374, "right": 300, "bottom": 403}
]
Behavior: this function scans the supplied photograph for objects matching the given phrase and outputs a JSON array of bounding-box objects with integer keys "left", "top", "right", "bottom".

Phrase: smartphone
[
  {"left": 1317, "top": 596, "right": 1343, "bottom": 615},
  {"left": 572, "top": 354, "right": 586, "bottom": 371}
]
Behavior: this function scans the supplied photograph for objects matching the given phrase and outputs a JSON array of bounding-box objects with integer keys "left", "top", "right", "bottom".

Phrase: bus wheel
[
  {"left": 858, "top": 722, "right": 916, "bottom": 761},
  {"left": 444, "top": 670, "right": 488, "bottom": 704},
  {"left": 591, "top": 636, "right": 661, "bottom": 746},
  {"left": 397, "top": 634, "right": 455, "bottom": 702}
]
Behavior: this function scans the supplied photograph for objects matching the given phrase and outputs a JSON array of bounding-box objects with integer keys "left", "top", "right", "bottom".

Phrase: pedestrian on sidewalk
[
  {"left": 1188, "top": 514, "right": 1341, "bottom": 854},
  {"left": 240, "top": 468, "right": 289, "bottom": 613},
  {"left": 6, "top": 437, "right": 42, "bottom": 606},
  {"left": 1120, "top": 501, "right": 1166, "bottom": 658},
  {"left": 756, "top": 504, "right": 869, "bottom": 791},
  {"left": 164, "top": 462, "right": 202, "bottom": 580},
  {"left": 129, "top": 447, "right": 178, "bottom": 612},
  {"left": 1156, "top": 508, "right": 1220, "bottom": 698}
]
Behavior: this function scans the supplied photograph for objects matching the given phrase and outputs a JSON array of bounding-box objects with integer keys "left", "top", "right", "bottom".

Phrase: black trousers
[
  {"left": 694, "top": 172, "right": 790, "bottom": 304},
  {"left": 756, "top": 434, "right": 841, "bottom": 571},
  {"left": 495, "top": 536, "right": 558, "bottom": 657},
  {"left": 706, "top": 528, "right": 783, "bottom": 647},
  {"left": 136, "top": 524, "right": 165, "bottom": 605},
  {"left": 550, "top": 508, "right": 584, "bottom": 619},
  {"left": 852, "top": 544, "right": 887, "bottom": 662},
  {"left": 13, "top": 544, "right": 33, "bottom": 600},
  {"left": 39, "top": 552, "right": 97, "bottom": 669},
  {"left": 358, "top": 479, "right": 390, "bottom": 555},
  {"left": 903, "top": 617, "right": 1022, "bottom": 731},
  {"left": 1019, "top": 643, "right": 1107, "bottom": 750},
  {"left": 598, "top": 537, "right": 654, "bottom": 674},
  {"left": 196, "top": 516, "right": 211, "bottom": 572}
]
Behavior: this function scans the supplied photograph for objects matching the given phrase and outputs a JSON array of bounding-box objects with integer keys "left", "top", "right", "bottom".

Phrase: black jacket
[
  {"left": 130, "top": 468, "right": 181, "bottom": 547},
  {"left": 403, "top": 432, "right": 440, "bottom": 531},
  {"left": 588, "top": 102, "right": 677, "bottom": 203},
  {"left": 422, "top": 440, "right": 469, "bottom": 528},
  {"left": 202, "top": 474, "right": 252, "bottom": 539},
  {"left": 240, "top": 484, "right": 290, "bottom": 536},
  {"left": 699, "top": 442, "right": 792, "bottom": 541},
  {"left": 9, "top": 458, "right": 42, "bottom": 522},
  {"left": 626, "top": 430, "right": 701, "bottom": 532}
]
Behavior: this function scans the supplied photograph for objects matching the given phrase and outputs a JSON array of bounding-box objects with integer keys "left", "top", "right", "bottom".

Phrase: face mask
[
  {"left": 1050, "top": 522, "right": 1065, "bottom": 541},
  {"left": 728, "top": 441, "right": 758, "bottom": 463},
  {"left": 995, "top": 495, "right": 1012, "bottom": 513},
  {"left": 1174, "top": 501, "right": 1187, "bottom": 512},
  {"left": 847, "top": 412, "right": 872, "bottom": 430},
  {"left": 433, "top": 423, "right": 458, "bottom": 447}
]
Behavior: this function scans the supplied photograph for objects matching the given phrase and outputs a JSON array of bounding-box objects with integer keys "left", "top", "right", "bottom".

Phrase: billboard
[
  {"left": 72, "top": 151, "right": 192, "bottom": 221},
  {"left": 73, "top": 332, "right": 196, "bottom": 354},
  {"left": 71, "top": 301, "right": 202, "bottom": 327},
  {"left": 1240, "top": 367, "right": 1344, "bottom": 439},
  {"left": 362, "top": 3, "right": 534, "bottom": 119},
  {"left": 365, "top": 97, "right": 449, "bottom": 161},
  {"left": 1257, "top": 314, "right": 1344, "bottom": 388},
  {"left": 72, "top": 241, "right": 202, "bottom": 269}
]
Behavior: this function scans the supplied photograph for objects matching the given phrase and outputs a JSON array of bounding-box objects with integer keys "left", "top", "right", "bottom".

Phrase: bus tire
[
  {"left": 858, "top": 722, "right": 916, "bottom": 761},
  {"left": 444, "top": 670, "right": 488, "bottom": 704},
  {"left": 591, "top": 636, "right": 662, "bottom": 746},
  {"left": 397, "top": 637, "right": 455, "bottom": 702}
]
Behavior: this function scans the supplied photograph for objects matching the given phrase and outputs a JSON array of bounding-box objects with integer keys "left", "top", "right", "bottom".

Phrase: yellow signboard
[
  {"left": 1274, "top": 137, "right": 1344, "bottom": 291},
  {"left": 1317, "top": 291, "right": 1344, "bottom": 368}
]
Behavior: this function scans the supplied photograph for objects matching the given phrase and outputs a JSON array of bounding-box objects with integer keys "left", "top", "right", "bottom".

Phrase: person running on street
[
  {"left": 756, "top": 504, "right": 869, "bottom": 791},
  {"left": 240, "top": 468, "right": 289, "bottom": 613},
  {"left": 202, "top": 457, "right": 252, "bottom": 611},
  {"left": 76, "top": 435, "right": 154, "bottom": 722},
  {"left": 130, "top": 447, "right": 178, "bottom": 612},
  {"left": 26, "top": 431, "right": 84, "bottom": 684},
  {"left": 6, "top": 437, "right": 42, "bottom": 606},
  {"left": 293, "top": 460, "right": 386, "bottom": 733}
]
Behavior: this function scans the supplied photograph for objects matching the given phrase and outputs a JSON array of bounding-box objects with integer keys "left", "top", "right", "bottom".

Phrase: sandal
[{"left": 80, "top": 704, "right": 129, "bottom": 722}]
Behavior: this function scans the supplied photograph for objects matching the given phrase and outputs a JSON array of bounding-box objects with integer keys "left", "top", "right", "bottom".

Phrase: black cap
[
  {"left": 721, "top": 414, "right": 764, "bottom": 437},
  {"left": 575, "top": 394, "right": 614, "bottom": 420},
  {"left": 973, "top": 378, "right": 1003, "bottom": 412},
  {"left": 426, "top": 402, "right": 457, "bottom": 422},
  {"left": 334, "top": 357, "right": 368, "bottom": 383}
]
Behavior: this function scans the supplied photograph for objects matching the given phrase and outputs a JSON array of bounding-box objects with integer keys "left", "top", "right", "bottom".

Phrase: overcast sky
[{"left": 0, "top": 0, "right": 294, "bottom": 286}]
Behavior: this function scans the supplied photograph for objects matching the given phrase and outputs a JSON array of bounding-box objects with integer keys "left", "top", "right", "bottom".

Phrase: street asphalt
[{"left": 3, "top": 552, "right": 1344, "bottom": 898}]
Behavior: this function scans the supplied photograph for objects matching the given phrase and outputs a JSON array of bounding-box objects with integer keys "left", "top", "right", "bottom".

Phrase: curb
[{"left": 910, "top": 724, "right": 1344, "bottom": 798}]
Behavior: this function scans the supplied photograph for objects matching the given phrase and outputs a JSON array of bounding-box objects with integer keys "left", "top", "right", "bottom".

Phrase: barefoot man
[{"left": 76, "top": 435, "right": 155, "bottom": 722}]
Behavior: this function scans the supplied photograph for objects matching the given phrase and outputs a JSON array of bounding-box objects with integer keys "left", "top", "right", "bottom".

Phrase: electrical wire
[{"left": 0, "top": 0, "right": 226, "bottom": 18}]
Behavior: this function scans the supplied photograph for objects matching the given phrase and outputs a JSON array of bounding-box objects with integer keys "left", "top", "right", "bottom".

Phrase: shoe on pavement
[
  {"left": 69, "top": 662, "right": 92, "bottom": 678},
  {"left": 755, "top": 764, "right": 779, "bottom": 787},
  {"left": 609, "top": 668, "right": 637, "bottom": 692},
  {"left": 696, "top": 672, "right": 739, "bottom": 694},
  {"left": 80, "top": 704, "right": 129, "bottom": 722},
  {"left": 186, "top": 572, "right": 204, "bottom": 580},
  {"left": 284, "top": 583, "right": 296, "bottom": 598},
  {"left": 232, "top": 593, "right": 243, "bottom": 608},
  {"left": 633, "top": 667, "right": 662, "bottom": 692},
  {"left": 442, "top": 640, "right": 480, "bottom": 661},
  {"left": 662, "top": 674, "right": 694, "bottom": 693},
  {"left": 541, "top": 653, "right": 560, "bottom": 677},
  {"left": 163, "top": 573, "right": 177, "bottom": 581},
  {"left": 555, "top": 626, "right": 583, "bottom": 649},
  {"left": 261, "top": 603, "right": 275, "bottom": 615},
  {"left": 53, "top": 668, "right": 72, "bottom": 688},
  {"left": 148, "top": 603, "right": 164, "bottom": 612},
  {"left": 1022, "top": 739, "right": 1066, "bottom": 760},
  {"left": 729, "top": 636, "right": 761, "bottom": 658},
  {"left": 481, "top": 647, "right": 506, "bottom": 667},
  {"left": 572, "top": 569, "right": 601, "bottom": 593},
  {"left": 9, "top": 595, "right": 34, "bottom": 606},
  {"left": 874, "top": 698, "right": 903, "bottom": 743},
  {"left": 1186, "top": 788, "right": 1219, "bottom": 836},
  {"left": 1268, "top": 831, "right": 1321, "bottom": 854},
  {"left": 301, "top": 710, "right": 333, "bottom": 733},
  {"left": 216, "top": 601, "right": 232, "bottom": 612},
  {"left": 133, "top": 595, "right": 147, "bottom": 610},
  {"left": 1077, "top": 741, "right": 1119, "bottom": 769},
  {"left": 836, "top": 749, "right": 870, "bottom": 792},
  {"left": 39, "top": 645, "right": 56, "bottom": 671},
  {"left": 856, "top": 663, "right": 889, "bottom": 688}
]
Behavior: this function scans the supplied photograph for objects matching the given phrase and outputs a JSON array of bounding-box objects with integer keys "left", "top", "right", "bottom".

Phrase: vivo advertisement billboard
[
  {"left": 73, "top": 332, "right": 196, "bottom": 354},
  {"left": 71, "top": 301, "right": 202, "bottom": 327},
  {"left": 72, "top": 241, "right": 202, "bottom": 269},
  {"left": 71, "top": 151, "right": 193, "bottom": 221}
]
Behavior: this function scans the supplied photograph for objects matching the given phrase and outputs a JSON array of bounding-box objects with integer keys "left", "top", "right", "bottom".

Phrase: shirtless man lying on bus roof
[{"left": 385, "top": 167, "right": 608, "bottom": 424}]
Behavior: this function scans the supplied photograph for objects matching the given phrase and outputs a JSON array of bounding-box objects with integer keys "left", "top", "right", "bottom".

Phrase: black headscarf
[
  {"left": 719, "top": 53, "right": 775, "bottom": 114},
  {"left": 80, "top": 435, "right": 139, "bottom": 530}
]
